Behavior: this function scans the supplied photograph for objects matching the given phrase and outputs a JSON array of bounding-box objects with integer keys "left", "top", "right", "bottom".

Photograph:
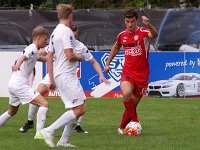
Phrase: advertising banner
[
  {"left": 148, "top": 52, "right": 200, "bottom": 97},
  {"left": 1, "top": 51, "right": 200, "bottom": 98},
  {"left": 43, "top": 52, "right": 200, "bottom": 98},
  {"left": 43, "top": 52, "right": 124, "bottom": 98}
]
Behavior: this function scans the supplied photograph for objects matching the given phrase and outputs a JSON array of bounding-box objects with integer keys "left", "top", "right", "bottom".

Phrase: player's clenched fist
[{"left": 142, "top": 16, "right": 150, "bottom": 26}]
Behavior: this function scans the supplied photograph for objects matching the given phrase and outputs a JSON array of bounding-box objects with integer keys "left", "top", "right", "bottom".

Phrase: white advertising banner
[{"left": 0, "top": 51, "right": 43, "bottom": 97}]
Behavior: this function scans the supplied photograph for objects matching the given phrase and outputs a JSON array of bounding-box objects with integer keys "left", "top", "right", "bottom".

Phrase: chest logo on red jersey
[
  {"left": 124, "top": 41, "right": 142, "bottom": 56},
  {"left": 134, "top": 35, "right": 138, "bottom": 40}
]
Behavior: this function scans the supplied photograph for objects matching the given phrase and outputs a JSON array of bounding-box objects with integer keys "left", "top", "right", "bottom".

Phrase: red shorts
[{"left": 121, "top": 74, "right": 147, "bottom": 98}]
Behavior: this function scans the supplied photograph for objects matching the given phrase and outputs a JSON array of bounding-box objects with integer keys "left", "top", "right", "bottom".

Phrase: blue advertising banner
[
  {"left": 149, "top": 52, "right": 185, "bottom": 82},
  {"left": 148, "top": 52, "right": 200, "bottom": 97},
  {"left": 43, "top": 51, "right": 200, "bottom": 98}
]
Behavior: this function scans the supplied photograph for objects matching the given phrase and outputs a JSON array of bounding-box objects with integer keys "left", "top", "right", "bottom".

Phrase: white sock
[
  {"left": 59, "top": 118, "right": 78, "bottom": 144},
  {"left": 0, "top": 111, "right": 12, "bottom": 127},
  {"left": 28, "top": 103, "right": 39, "bottom": 121},
  {"left": 77, "top": 115, "right": 84, "bottom": 126},
  {"left": 46, "top": 110, "right": 76, "bottom": 134},
  {"left": 35, "top": 107, "right": 48, "bottom": 136}
]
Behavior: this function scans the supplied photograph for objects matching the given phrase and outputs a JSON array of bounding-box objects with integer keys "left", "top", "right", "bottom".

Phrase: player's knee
[
  {"left": 38, "top": 100, "right": 48, "bottom": 108},
  {"left": 41, "top": 100, "right": 49, "bottom": 108},
  {"left": 122, "top": 91, "right": 132, "bottom": 100},
  {"left": 74, "top": 108, "right": 86, "bottom": 118},
  {"left": 78, "top": 109, "right": 86, "bottom": 117},
  {"left": 81, "top": 109, "right": 86, "bottom": 116},
  {"left": 8, "top": 109, "right": 18, "bottom": 116}
]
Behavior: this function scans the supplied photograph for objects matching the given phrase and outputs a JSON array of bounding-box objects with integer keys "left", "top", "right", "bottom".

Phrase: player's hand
[
  {"left": 77, "top": 54, "right": 83, "bottom": 62},
  {"left": 142, "top": 16, "right": 150, "bottom": 26},
  {"left": 99, "top": 75, "right": 111, "bottom": 85},
  {"left": 12, "top": 65, "right": 19, "bottom": 71},
  {"left": 49, "top": 80, "right": 56, "bottom": 91},
  {"left": 104, "top": 65, "right": 110, "bottom": 73}
]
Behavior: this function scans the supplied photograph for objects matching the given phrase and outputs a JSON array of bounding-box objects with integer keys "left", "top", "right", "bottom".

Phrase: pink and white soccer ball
[{"left": 125, "top": 121, "right": 142, "bottom": 136}]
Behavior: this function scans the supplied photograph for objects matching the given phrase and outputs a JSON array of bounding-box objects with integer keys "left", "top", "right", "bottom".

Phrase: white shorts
[
  {"left": 8, "top": 77, "right": 40, "bottom": 106},
  {"left": 40, "top": 74, "right": 50, "bottom": 85},
  {"left": 55, "top": 74, "right": 86, "bottom": 108}
]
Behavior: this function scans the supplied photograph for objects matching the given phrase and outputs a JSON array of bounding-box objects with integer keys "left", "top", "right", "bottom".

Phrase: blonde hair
[
  {"left": 56, "top": 4, "right": 73, "bottom": 20},
  {"left": 32, "top": 26, "right": 49, "bottom": 41}
]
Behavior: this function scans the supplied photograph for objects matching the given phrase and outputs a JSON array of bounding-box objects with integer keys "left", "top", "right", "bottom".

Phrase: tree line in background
[{"left": 0, "top": 0, "right": 200, "bottom": 9}]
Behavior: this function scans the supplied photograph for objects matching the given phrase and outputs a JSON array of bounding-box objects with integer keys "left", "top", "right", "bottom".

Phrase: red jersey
[{"left": 115, "top": 27, "right": 150, "bottom": 87}]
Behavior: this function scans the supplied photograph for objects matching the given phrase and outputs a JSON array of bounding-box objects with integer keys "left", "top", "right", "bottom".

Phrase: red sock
[
  {"left": 119, "top": 108, "right": 131, "bottom": 129},
  {"left": 119, "top": 100, "right": 139, "bottom": 129},
  {"left": 128, "top": 100, "right": 139, "bottom": 123}
]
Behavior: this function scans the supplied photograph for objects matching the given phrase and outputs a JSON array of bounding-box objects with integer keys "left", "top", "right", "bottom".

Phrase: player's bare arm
[
  {"left": 37, "top": 56, "right": 47, "bottom": 62},
  {"left": 47, "top": 51, "right": 55, "bottom": 90},
  {"left": 104, "top": 44, "right": 121, "bottom": 73},
  {"left": 89, "top": 58, "right": 110, "bottom": 84},
  {"left": 12, "top": 55, "right": 27, "bottom": 71},
  {"left": 142, "top": 16, "right": 158, "bottom": 39},
  {"left": 65, "top": 48, "right": 83, "bottom": 62}
]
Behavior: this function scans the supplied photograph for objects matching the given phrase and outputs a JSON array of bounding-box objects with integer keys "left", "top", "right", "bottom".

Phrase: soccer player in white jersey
[
  {"left": 0, "top": 26, "right": 49, "bottom": 139},
  {"left": 19, "top": 24, "right": 109, "bottom": 134},
  {"left": 19, "top": 47, "right": 50, "bottom": 133},
  {"left": 40, "top": 4, "right": 85, "bottom": 148}
]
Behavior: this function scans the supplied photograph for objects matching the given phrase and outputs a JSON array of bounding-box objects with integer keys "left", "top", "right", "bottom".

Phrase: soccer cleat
[
  {"left": 74, "top": 125, "right": 88, "bottom": 133},
  {"left": 56, "top": 141, "right": 76, "bottom": 148},
  {"left": 34, "top": 133, "right": 44, "bottom": 140},
  {"left": 118, "top": 128, "right": 125, "bottom": 135},
  {"left": 41, "top": 128, "right": 55, "bottom": 147},
  {"left": 19, "top": 121, "right": 34, "bottom": 133}
]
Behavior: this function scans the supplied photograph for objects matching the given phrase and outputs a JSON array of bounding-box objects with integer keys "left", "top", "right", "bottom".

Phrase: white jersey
[
  {"left": 8, "top": 43, "right": 40, "bottom": 106},
  {"left": 75, "top": 40, "right": 93, "bottom": 61},
  {"left": 48, "top": 24, "right": 76, "bottom": 78},
  {"left": 41, "top": 41, "right": 93, "bottom": 86},
  {"left": 12, "top": 43, "right": 38, "bottom": 81}
]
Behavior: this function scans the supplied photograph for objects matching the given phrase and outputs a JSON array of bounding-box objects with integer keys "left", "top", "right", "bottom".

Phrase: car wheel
[{"left": 176, "top": 83, "right": 185, "bottom": 97}]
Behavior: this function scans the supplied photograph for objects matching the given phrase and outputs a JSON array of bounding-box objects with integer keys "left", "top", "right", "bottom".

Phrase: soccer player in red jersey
[{"left": 104, "top": 8, "right": 158, "bottom": 134}]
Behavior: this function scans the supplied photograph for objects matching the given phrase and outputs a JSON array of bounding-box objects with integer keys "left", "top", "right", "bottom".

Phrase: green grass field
[{"left": 0, "top": 97, "right": 200, "bottom": 150}]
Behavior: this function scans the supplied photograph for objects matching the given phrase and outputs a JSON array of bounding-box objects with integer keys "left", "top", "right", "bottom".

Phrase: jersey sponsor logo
[
  {"left": 101, "top": 53, "right": 124, "bottom": 82},
  {"left": 125, "top": 46, "right": 142, "bottom": 56},
  {"left": 124, "top": 41, "right": 142, "bottom": 56}
]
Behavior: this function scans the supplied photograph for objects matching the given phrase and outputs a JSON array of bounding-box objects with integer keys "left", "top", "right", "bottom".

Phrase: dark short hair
[
  {"left": 124, "top": 8, "right": 138, "bottom": 20},
  {"left": 70, "top": 24, "right": 78, "bottom": 32}
]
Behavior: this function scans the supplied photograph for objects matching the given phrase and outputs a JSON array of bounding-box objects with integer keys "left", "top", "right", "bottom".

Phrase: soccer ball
[{"left": 125, "top": 121, "right": 142, "bottom": 136}]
